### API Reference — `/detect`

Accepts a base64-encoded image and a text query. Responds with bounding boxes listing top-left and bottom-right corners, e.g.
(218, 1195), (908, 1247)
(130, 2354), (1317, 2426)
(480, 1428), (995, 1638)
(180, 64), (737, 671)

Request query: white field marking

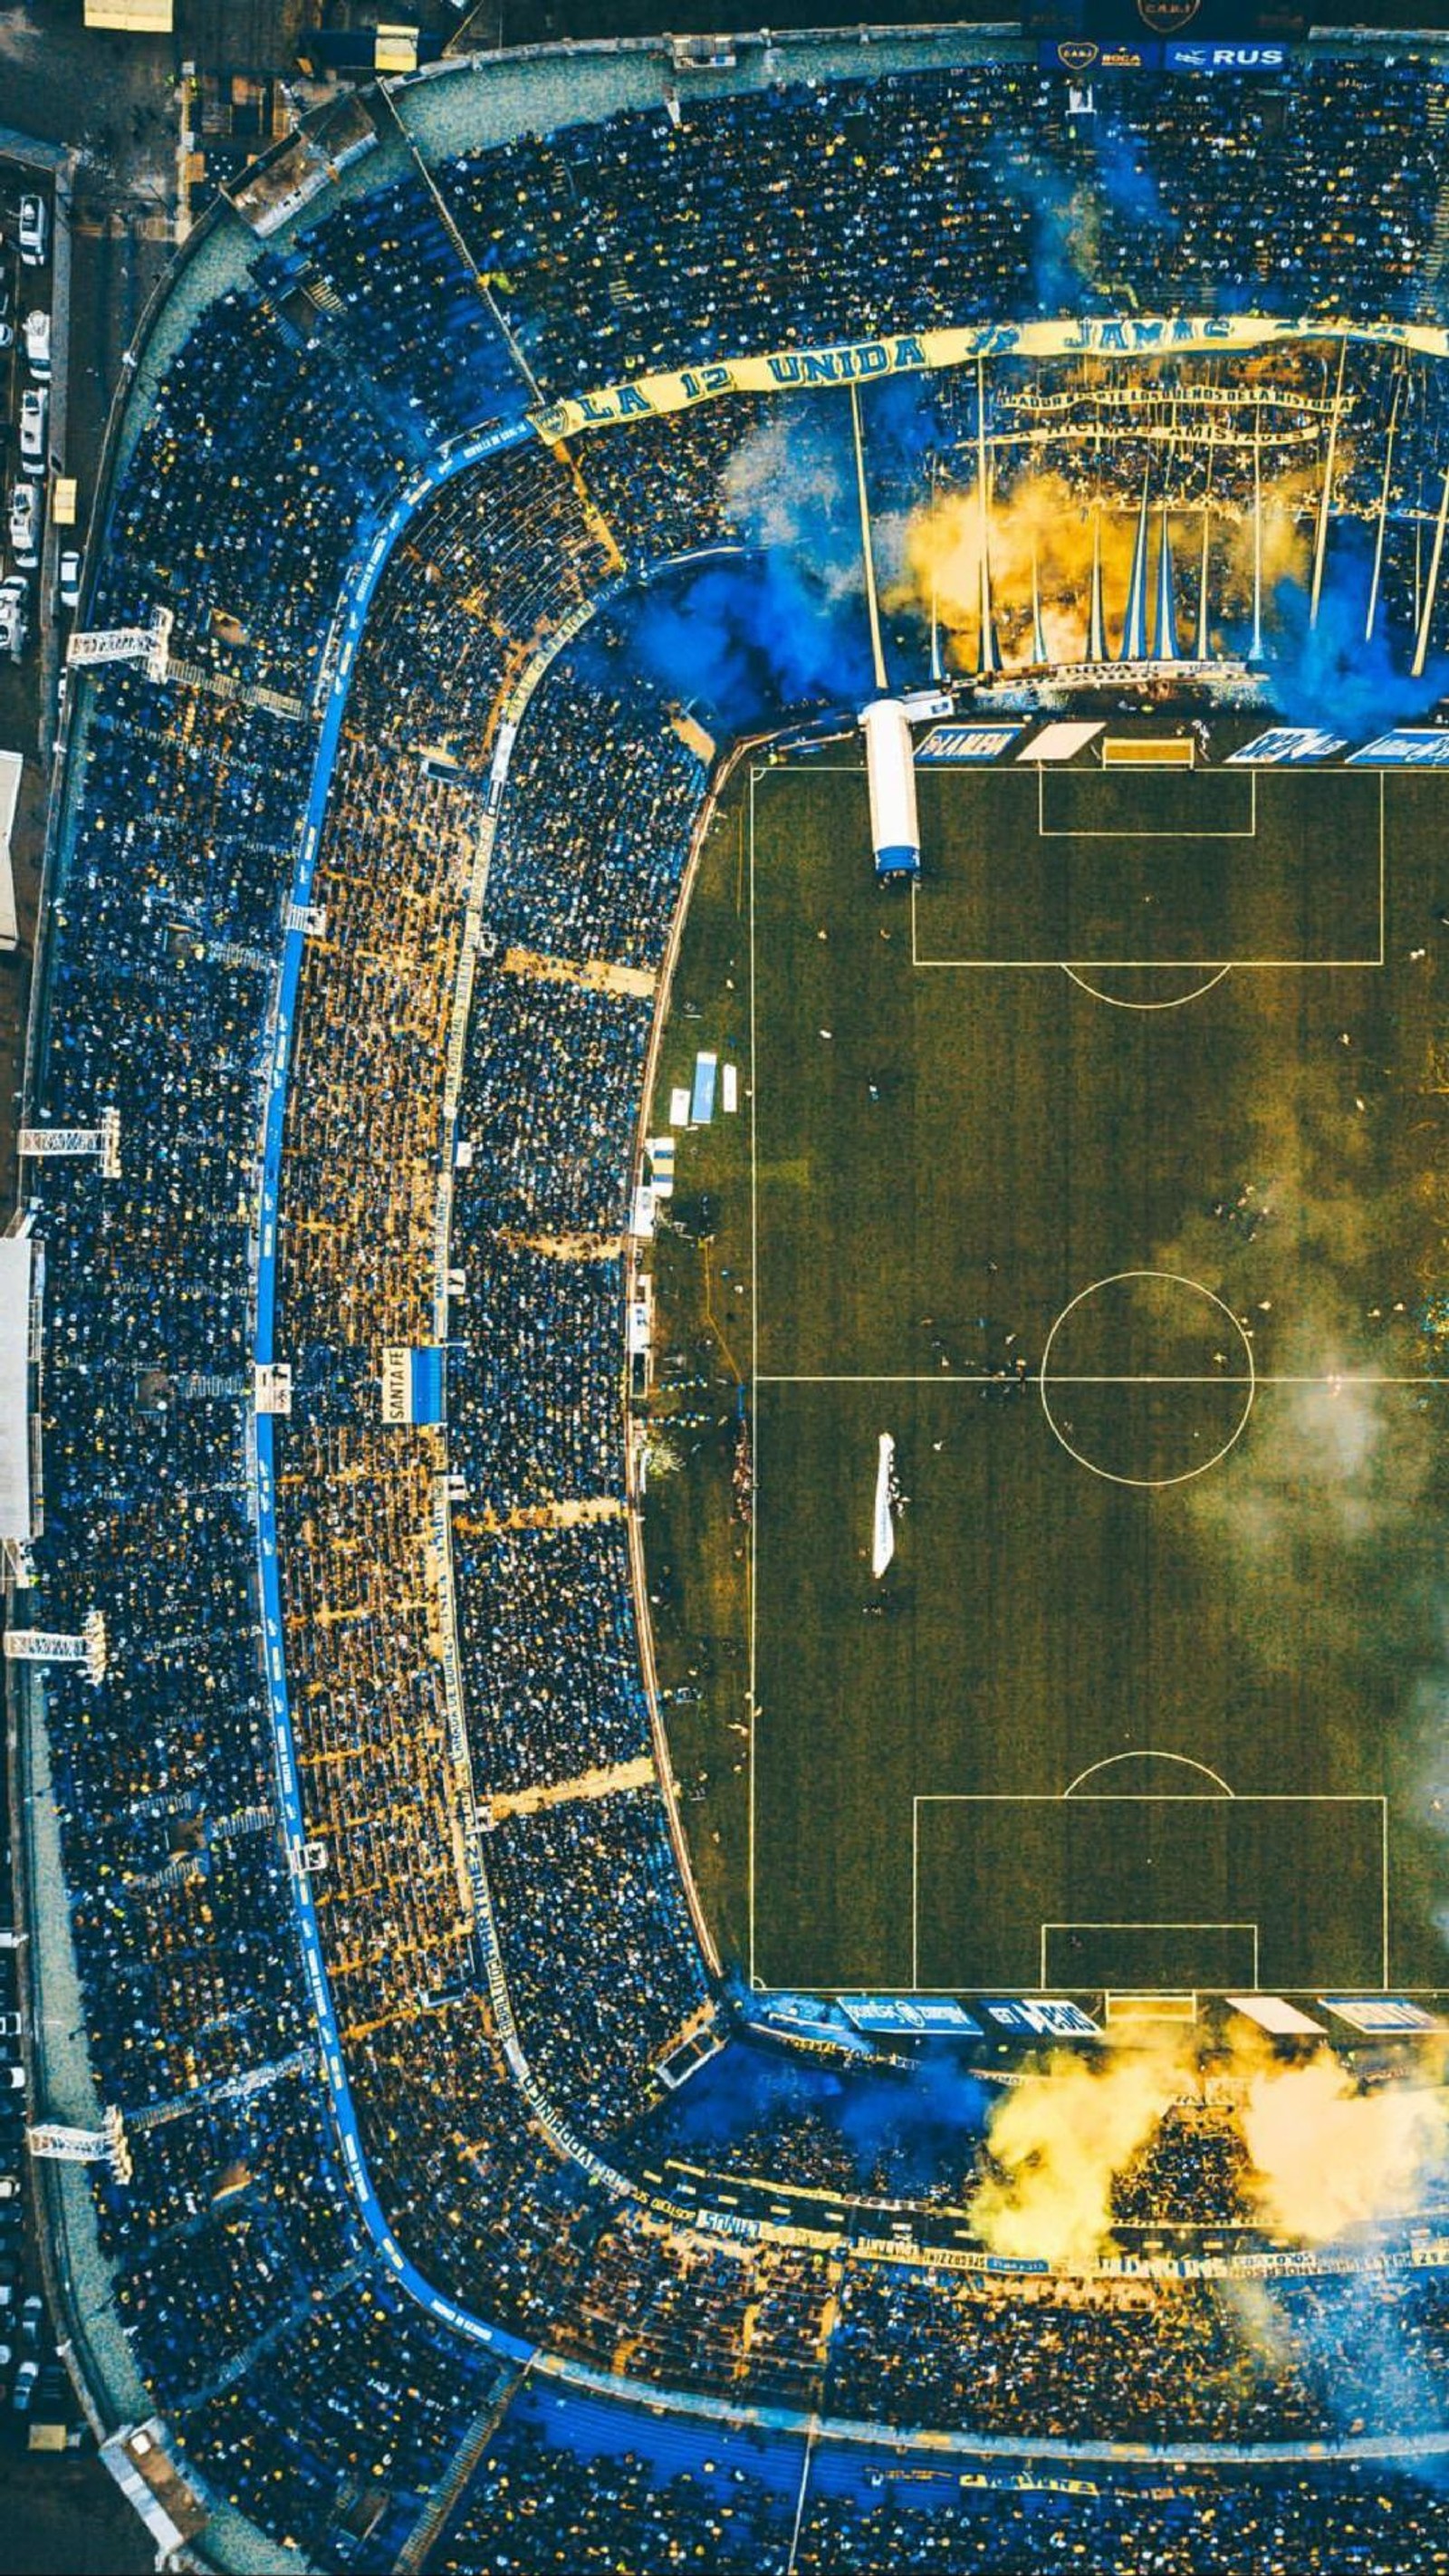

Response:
(1060, 963), (1234, 1011)
(1040, 1922), (1260, 1991)
(1038, 1268), (1255, 1489)
(753, 1372), (1449, 1386)
(1062, 1750), (1235, 1797)
(1037, 762), (1258, 839)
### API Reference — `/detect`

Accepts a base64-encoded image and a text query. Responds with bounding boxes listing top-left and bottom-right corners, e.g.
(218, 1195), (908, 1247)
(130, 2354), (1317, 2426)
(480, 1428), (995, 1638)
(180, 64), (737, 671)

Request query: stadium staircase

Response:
(1422, 86), (1449, 310)
(164, 658), (311, 724)
(390, 2368), (526, 2573)
(172, 2257), (369, 2412)
(254, 253), (437, 471)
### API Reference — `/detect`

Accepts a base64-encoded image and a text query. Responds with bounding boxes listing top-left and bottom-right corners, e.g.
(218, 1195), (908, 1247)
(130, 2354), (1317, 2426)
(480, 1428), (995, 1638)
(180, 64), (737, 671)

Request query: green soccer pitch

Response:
(643, 747), (1449, 2000)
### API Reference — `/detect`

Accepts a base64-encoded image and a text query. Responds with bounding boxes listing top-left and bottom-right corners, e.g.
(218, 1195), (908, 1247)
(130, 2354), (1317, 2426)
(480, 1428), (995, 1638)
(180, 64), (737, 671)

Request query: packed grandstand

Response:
(17, 23), (1449, 2574)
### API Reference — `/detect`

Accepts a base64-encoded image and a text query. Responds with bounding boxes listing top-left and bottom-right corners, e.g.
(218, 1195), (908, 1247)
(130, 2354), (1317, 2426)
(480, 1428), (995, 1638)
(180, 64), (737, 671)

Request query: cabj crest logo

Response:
(1057, 38), (1100, 68)
(1138, 0), (1201, 28)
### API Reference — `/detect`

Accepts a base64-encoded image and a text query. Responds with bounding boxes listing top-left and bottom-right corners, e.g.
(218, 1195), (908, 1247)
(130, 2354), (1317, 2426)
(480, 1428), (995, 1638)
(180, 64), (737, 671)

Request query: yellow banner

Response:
(530, 313), (1449, 442)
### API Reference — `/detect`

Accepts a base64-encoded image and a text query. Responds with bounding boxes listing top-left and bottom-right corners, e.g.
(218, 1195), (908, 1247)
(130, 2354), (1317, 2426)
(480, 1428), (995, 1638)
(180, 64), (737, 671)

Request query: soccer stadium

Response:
(19, 7), (1449, 2571)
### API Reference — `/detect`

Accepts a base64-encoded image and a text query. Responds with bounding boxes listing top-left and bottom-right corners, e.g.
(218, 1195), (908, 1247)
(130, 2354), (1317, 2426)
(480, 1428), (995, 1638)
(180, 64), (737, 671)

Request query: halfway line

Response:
(753, 1372), (1449, 1388)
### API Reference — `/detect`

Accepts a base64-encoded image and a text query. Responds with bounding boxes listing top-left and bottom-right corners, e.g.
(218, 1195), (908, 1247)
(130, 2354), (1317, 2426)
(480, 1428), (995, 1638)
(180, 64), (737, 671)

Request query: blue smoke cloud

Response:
(625, 551), (875, 735)
(861, 370), (949, 476)
(1030, 164), (1089, 315)
(644, 2033), (989, 2193)
(1256, 524), (1449, 737)
(1093, 128), (1176, 240)
(723, 400), (863, 605)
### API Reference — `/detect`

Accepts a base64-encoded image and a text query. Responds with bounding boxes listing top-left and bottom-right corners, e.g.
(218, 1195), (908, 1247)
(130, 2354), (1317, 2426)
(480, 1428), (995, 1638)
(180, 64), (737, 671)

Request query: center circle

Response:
(1038, 1270), (1255, 1488)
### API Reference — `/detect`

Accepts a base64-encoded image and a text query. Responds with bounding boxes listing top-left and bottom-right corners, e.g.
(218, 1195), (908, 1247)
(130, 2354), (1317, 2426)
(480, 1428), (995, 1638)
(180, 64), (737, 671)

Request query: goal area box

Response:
(913, 1795), (1386, 1994)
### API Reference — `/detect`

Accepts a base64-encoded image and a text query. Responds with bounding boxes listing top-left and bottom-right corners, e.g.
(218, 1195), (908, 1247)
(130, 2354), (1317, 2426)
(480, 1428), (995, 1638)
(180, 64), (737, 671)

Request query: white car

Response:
(17, 194), (46, 268)
(0, 321), (11, 354)
(18, 386), (47, 470)
(24, 311), (50, 380)
(58, 549), (81, 610)
(0, 611), (17, 666)
(1, 2066), (20, 2094)
(8, 485), (39, 569)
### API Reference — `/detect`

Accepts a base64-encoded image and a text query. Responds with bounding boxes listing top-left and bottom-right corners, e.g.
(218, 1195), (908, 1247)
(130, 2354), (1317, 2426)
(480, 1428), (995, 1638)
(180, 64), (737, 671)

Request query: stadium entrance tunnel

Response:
(1038, 1270), (1255, 1487)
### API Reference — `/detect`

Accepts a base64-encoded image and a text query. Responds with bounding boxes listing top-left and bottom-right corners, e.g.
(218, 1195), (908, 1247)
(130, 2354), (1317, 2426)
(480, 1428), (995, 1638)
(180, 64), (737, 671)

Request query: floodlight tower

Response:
(1367, 366), (1404, 644)
(1195, 428), (1215, 666)
(1249, 397), (1265, 664)
(1310, 340), (1348, 630)
(1086, 509), (1108, 663)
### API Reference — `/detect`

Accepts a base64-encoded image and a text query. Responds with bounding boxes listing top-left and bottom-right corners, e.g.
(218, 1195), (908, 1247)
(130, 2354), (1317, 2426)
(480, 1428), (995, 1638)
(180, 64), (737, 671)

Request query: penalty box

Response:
(912, 764), (1385, 968)
(912, 1794), (1387, 1994)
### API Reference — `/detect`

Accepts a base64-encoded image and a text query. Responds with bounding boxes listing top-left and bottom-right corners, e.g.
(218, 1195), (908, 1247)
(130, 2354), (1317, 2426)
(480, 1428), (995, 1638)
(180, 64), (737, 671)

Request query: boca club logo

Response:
(1137, 0), (1202, 28)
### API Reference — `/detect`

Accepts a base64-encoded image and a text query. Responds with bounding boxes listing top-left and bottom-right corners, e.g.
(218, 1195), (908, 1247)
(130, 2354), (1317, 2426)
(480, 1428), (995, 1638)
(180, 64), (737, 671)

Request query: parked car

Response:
(23, 311), (50, 380)
(0, 2014), (19, 2039)
(0, 321), (12, 353)
(1, 2064), (23, 2094)
(0, 2343), (13, 2374)
(20, 2295), (43, 2351)
(12, 2357), (38, 2414)
(58, 548), (81, 610)
(17, 194), (46, 267)
(8, 485), (39, 569)
(18, 387), (47, 470)
(34, 2363), (67, 2417)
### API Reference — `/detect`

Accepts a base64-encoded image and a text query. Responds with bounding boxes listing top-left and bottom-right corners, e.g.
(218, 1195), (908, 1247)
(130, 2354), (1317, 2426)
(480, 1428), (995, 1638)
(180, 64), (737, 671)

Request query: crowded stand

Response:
(454, 1522), (651, 1793)
(98, 293), (401, 703)
(274, 1421), (476, 2021)
(447, 1242), (626, 1513)
(284, 183), (526, 452)
(484, 1792), (707, 2141)
(433, 2389), (1449, 2574)
(20, 33), (1449, 2573)
(482, 642), (707, 970)
(429, 61), (1449, 399)
(178, 2272), (504, 2571)
(451, 970), (651, 1238)
(279, 735), (478, 1355)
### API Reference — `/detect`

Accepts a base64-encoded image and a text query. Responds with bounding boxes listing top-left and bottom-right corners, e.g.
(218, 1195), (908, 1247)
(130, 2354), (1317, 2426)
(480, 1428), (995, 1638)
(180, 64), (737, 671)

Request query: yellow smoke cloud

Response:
(969, 2030), (1194, 2269)
(1240, 2051), (1449, 2243)
(891, 459), (1329, 667)
(889, 472), (1135, 668)
(968, 2025), (1449, 2270)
